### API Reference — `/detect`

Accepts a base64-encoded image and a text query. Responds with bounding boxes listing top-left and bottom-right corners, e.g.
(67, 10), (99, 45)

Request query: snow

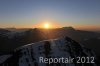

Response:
(0, 55), (12, 64)
(0, 37), (98, 66)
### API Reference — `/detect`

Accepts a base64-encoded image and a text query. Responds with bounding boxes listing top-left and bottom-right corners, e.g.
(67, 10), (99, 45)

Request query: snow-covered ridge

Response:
(0, 37), (98, 66)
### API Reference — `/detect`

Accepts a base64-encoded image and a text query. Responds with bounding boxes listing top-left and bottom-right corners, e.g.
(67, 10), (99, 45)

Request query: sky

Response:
(0, 0), (100, 30)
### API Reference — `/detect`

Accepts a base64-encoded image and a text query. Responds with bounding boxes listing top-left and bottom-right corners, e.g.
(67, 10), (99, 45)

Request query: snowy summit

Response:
(0, 37), (98, 66)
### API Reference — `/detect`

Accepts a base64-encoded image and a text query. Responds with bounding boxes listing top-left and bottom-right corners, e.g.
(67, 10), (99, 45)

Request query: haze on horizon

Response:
(0, 0), (100, 31)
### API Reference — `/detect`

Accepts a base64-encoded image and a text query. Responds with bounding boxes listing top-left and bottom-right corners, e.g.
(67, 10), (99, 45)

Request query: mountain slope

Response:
(0, 37), (98, 66)
(0, 28), (100, 56)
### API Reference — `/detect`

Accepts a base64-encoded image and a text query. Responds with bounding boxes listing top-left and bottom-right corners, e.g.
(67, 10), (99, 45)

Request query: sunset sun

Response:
(44, 23), (49, 29)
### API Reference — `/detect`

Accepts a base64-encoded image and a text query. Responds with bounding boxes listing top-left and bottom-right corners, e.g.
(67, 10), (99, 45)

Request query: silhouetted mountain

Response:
(0, 28), (10, 34)
(0, 27), (100, 57)
(0, 37), (99, 66)
(62, 26), (75, 31)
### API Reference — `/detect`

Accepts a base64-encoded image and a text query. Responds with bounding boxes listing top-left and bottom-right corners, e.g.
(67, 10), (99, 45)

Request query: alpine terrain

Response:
(0, 37), (98, 66)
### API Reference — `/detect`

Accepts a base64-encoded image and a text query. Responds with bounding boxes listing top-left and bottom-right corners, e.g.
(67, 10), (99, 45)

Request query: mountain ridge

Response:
(0, 28), (100, 56)
(0, 37), (99, 66)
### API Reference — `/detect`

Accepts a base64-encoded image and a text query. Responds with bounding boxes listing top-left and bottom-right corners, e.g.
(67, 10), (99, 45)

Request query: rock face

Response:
(0, 37), (98, 66)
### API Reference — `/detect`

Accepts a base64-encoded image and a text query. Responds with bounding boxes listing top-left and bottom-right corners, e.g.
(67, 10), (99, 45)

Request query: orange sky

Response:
(0, 21), (100, 31)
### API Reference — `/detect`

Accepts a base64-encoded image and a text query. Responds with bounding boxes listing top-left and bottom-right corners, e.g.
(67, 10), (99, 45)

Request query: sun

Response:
(44, 23), (49, 29)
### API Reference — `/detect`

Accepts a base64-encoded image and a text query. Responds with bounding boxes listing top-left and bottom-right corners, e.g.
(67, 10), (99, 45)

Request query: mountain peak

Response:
(0, 37), (98, 66)
(62, 26), (75, 31)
